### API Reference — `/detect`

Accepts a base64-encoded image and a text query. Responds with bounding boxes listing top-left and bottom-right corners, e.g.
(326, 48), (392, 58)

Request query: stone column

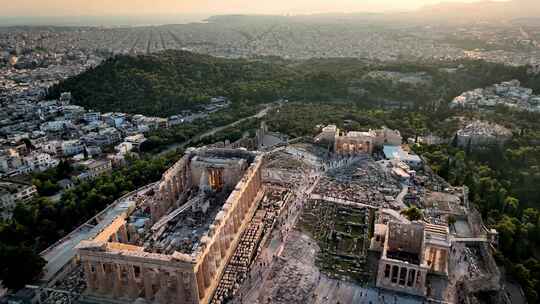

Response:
(118, 224), (128, 243)
(219, 229), (227, 258)
(203, 256), (214, 288)
(224, 221), (232, 249)
(244, 191), (251, 214)
(172, 177), (179, 201)
(236, 203), (244, 228)
(112, 263), (123, 298)
(83, 262), (96, 293)
(212, 242), (222, 270)
(241, 190), (248, 213)
(167, 181), (174, 205)
(127, 265), (139, 299)
(97, 263), (108, 294)
(156, 271), (169, 304)
(188, 271), (201, 303)
(143, 267), (154, 301)
(238, 195), (246, 219)
(176, 272), (186, 303)
(416, 270), (425, 288)
(233, 209), (240, 234)
(177, 172), (183, 195)
(244, 188), (252, 212)
(196, 266), (206, 300)
(408, 268), (416, 287)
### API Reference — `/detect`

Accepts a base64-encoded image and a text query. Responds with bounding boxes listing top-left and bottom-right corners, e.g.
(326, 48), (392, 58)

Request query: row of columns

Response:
(194, 166), (262, 301)
(378, 262), (426, 295)
(165, 166), (185, 208)
(335, 139), (372, 155)
(151, 163), (187, 223)
(109, 223), (129, 243)
(83, 260), (197, 304)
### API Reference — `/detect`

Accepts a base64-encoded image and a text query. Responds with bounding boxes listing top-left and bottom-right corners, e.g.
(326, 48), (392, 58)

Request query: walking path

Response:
(158, 103), (277, 156)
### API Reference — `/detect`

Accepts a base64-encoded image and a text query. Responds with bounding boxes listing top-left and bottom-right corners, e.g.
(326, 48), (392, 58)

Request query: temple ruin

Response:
(76, 148), (264, 304)
(315, 125), (402, 156)
(371, 220), (450, 297)
(29, 126), (503, 304)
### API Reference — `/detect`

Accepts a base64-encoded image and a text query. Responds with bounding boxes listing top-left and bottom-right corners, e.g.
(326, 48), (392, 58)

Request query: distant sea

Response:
(0, 14), (210, 27)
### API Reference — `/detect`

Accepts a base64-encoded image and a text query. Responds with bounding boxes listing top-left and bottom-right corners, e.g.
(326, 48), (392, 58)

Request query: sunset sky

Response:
(1, 0), (512, 16)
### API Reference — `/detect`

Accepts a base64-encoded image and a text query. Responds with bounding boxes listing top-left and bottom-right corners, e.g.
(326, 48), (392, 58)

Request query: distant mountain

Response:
(410, 0), (540, 22)
(204, 2), (539, 26)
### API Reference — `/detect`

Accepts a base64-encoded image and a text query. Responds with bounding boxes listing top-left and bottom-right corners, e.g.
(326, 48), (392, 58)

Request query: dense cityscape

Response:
(1, 1), (540, 304)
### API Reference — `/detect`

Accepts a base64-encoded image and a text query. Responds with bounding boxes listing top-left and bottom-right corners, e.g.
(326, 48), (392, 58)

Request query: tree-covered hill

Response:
(47, 50), (538, 117)
(47, 50), (299, 116)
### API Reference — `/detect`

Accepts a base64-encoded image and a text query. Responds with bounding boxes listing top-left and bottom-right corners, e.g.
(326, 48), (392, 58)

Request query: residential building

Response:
(22, 152), (59, 172)
(456, 121), (512, 148)
(62, 140), (84, 156)
(83, 112), (101, 123)
(0, 181), (37, 219)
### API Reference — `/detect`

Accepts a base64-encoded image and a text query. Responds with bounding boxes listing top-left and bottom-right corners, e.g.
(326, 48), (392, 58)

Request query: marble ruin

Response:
(315, 125), (402, 155)
(371, 220), (450, 297)
(30, 123), (503, 304)
(76, 148), (264, 304)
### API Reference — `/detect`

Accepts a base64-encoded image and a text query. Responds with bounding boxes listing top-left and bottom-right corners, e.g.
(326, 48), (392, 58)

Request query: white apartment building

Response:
(23, 152), (60, 172)
(62, 140), (84, 156)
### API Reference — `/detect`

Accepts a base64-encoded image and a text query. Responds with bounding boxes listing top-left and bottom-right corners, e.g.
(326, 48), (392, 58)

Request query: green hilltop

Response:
(48, 50), (538, 117)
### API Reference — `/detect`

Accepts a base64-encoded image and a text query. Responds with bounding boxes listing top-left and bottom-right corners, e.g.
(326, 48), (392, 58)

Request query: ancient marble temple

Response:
(76, 148), (264, 304)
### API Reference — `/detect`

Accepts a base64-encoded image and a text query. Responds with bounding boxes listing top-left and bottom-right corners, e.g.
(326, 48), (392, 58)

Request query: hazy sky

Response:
(1, 0), (511, 16)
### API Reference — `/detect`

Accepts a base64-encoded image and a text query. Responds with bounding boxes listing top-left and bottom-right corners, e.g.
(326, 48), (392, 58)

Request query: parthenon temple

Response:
(76, 148), (264, 304)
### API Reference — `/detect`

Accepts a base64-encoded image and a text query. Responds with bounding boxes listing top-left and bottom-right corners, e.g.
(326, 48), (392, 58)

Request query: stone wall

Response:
(150, 156), (191, 224)
(386, 222), (424, 254)
(463, 243), (501, 293)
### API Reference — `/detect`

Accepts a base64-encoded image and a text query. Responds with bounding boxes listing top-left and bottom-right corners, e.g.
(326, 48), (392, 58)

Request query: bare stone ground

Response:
(241, 231), (319, 304)
(237, 230), (423, 304)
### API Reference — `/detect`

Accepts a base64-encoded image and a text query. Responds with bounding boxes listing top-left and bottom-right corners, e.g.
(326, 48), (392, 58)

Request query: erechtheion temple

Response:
(371, 219), (450, 297)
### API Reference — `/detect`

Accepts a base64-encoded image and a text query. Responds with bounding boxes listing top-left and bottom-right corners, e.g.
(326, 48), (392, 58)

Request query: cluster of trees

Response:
(47, 50), (298, 117)
(401, 206), (423, 221)
(413, 108), (540, 302)
(47, 50), (534, 118)
(30, 160), (73, 196)
(0, 153), (178, 290)
(265, 101), (459, 140)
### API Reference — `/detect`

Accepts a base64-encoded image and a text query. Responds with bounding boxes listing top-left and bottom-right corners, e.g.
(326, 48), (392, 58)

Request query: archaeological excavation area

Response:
(33, 125), (503, 304)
